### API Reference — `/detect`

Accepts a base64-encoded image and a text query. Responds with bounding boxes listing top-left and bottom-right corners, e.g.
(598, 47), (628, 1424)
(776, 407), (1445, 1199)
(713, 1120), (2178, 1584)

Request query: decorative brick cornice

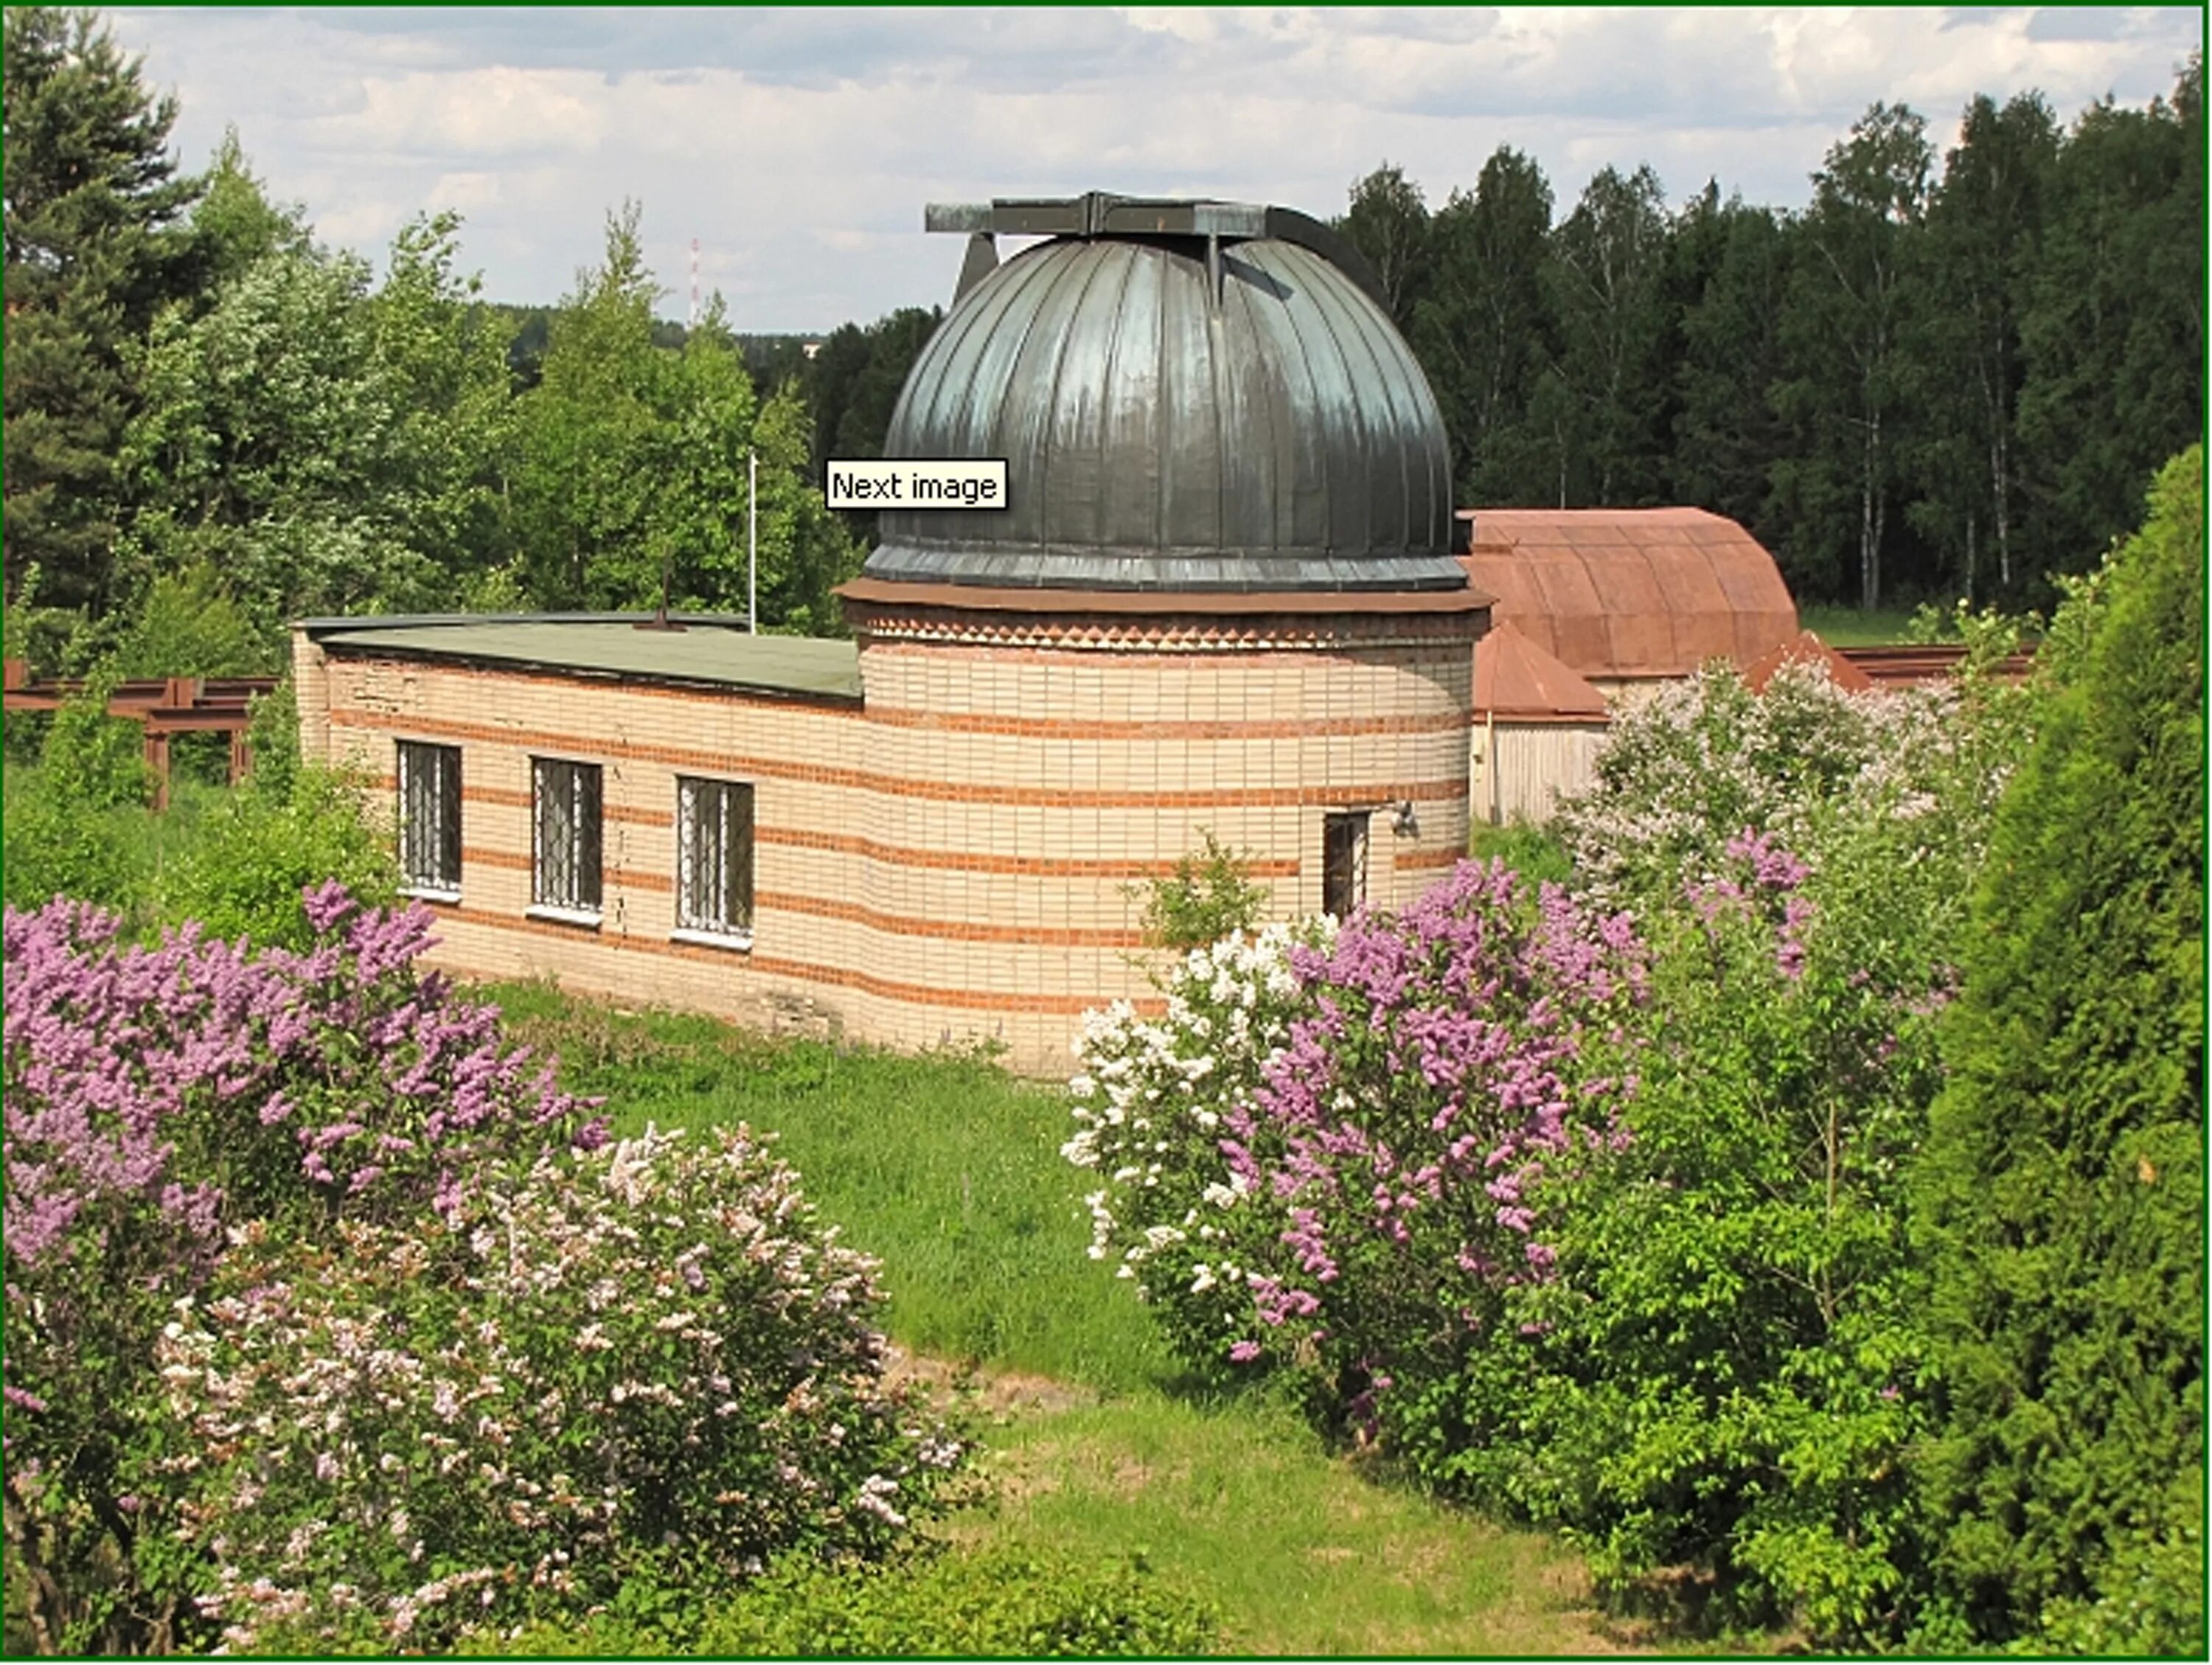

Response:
(844, 601), (1487, 655)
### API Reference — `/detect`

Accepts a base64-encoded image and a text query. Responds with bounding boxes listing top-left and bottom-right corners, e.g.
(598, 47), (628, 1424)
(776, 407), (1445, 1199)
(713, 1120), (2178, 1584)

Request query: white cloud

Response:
(108, 6), (2202, 327)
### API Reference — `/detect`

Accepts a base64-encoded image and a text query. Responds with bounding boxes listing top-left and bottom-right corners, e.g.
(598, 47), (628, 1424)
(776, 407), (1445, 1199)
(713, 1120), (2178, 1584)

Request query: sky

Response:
(109, 6), (2204, 333)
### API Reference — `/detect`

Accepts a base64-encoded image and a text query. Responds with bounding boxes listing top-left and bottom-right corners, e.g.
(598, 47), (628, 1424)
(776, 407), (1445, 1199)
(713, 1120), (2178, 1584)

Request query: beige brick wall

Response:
(302, 611), (1478, 1074)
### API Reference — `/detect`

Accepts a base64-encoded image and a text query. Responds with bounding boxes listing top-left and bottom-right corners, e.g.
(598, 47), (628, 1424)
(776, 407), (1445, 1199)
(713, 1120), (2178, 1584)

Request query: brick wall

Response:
(303, 608), (1478, 1074)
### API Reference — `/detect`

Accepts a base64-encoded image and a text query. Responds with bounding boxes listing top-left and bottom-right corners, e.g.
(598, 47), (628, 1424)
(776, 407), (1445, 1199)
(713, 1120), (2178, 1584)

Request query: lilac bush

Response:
(3, 884), (600, 1652)
(1065, 921), (1332, 1371)
(1552, 658), (2008, 916)
(1220, 863), (1642, 1438)
(1070, 864), (1645, 1437)
(1478, 821), (1962, 1641)
(136, 1125), (966, 1654)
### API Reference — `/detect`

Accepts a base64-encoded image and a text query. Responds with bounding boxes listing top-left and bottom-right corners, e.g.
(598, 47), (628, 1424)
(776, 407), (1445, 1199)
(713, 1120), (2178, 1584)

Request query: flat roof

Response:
(299, 614), (862, 703)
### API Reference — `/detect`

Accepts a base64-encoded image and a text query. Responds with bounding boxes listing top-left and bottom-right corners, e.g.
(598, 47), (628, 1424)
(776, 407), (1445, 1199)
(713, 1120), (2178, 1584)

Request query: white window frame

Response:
(396, 740), (462, 900)
(672, 775), (755, 950)
(529, 757), (603, 925)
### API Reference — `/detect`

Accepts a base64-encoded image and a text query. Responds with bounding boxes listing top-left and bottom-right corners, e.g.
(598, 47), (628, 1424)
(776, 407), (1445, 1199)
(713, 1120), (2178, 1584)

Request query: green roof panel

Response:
(303, 616), (862, 702)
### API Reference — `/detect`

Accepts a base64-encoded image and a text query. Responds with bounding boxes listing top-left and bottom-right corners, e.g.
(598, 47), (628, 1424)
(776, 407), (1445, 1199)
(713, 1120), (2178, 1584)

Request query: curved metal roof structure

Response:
(860, 195), (1466, 594)
(1458, 508), (1799, 679)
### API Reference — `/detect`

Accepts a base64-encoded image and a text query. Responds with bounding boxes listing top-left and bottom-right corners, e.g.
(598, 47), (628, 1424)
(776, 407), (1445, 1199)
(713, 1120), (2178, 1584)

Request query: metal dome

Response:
(860, 196), (1465, 594)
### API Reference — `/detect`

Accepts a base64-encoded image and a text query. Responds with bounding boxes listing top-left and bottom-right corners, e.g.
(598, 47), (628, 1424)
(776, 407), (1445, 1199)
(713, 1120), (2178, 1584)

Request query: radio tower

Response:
(688, 237), (700, 331)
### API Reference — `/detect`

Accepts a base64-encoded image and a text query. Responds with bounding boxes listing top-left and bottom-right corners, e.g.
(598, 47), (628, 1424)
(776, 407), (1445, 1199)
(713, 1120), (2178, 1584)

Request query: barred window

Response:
(532, 758), (602, 916)
(396, 740), (461, 895)
(1322, 810), (1369, 920)
(676, 776), (754, 942)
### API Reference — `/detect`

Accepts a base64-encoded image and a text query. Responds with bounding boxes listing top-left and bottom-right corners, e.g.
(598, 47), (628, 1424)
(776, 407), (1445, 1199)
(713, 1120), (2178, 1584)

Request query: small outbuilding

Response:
(1468, 619), (1611, 827)
(1458, 507), (1798, 701)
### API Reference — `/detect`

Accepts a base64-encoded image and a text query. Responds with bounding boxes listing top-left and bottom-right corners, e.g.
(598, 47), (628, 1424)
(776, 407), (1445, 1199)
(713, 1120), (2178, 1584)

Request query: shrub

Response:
(1133, 830), (1270, 950)
(1552, 658), (2007, 917)
(156, 760), (399, 950)
(35, 670), (152, 813)
(1912, 447), (2204, 1652)
(136, 1125), (967, 1653)
(0, 778), (142, 917)
(693, 1544), (1218, 1657)
(1073, 863), (1646, 1441)
(1484, 826), (1955, 1641)
(2, 886), (600, 1653)
(1466, 819), (1573, 886)
(1065, 921), (1332, 1376)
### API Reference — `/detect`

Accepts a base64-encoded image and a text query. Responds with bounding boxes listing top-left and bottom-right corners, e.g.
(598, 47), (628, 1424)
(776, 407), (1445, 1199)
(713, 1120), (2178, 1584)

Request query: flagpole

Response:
(748, 448), (757, 635)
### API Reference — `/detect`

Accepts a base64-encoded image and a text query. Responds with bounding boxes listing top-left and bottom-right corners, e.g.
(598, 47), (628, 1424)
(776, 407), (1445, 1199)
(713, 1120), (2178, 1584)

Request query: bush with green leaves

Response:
(1910, 446), (2203, 1654)
(695, 1545), (1217, 1656)
(136, 1125), (967, 1653)
(1552, 657), (2019, 918)
(155, 759), (398, 951)
(1472, 824), (1958, 1642)
(1065, 920), (1332, 1376)
(1132, 829), (1271, 951)
(1, 674), (155, 917)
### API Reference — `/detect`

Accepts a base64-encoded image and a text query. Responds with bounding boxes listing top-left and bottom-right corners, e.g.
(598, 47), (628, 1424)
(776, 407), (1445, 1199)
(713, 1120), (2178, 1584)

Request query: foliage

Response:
(1551, 658), (2014, 917)
(1537, 164), (1673, 507)
(500, 987), (1174, 1392)
(1, 672), (150, 914)
(1410, 150), (1554, 505)
(1336, 161), (1431, 326)
(1, 886), (602, 1651)
(136, 1124), (966, 1653)
(1066, 922), (1332, 1375)
(1478, 826), (1958, 1641)
(78, 562), (267, 679)
(1072, 866), (1648, 1437)
(0, 771), (141, 917)
(1466, 819), (1573, 886)
(686, 1544), (1216, 1657)
(1912, 446), (2204, 1652)
(119, 209), (510, 633)
(509, 206), (858, 628)
(31, 669), (149, 812)
(154, 762), (399, 951)
(2, 5), (204, 613)
(1133, 829), (1270, 951)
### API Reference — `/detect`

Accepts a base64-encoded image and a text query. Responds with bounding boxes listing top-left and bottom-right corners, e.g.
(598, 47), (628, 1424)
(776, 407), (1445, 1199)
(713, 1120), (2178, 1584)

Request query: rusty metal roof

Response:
(1458, 508), (1798, 679)
(1472, 619), (1611, 722)
(1744, 630), (1876, 693)
(862, 199), (1465, 596)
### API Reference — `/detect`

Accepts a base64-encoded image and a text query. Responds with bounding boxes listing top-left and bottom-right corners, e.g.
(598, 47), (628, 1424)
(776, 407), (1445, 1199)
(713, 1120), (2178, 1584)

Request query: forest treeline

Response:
(1335, 72), (2202, 614)
(2, 6), (2201, 681)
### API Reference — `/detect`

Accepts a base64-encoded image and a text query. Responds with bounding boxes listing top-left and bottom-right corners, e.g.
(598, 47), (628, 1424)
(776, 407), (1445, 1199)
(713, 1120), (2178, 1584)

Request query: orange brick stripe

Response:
(1397, 845), (1473, 872)
(458, 847), (670, 894)
(759, 890), (1143, 950)
(334, 705), (1463, 810)
(422, 903), (1164, 1017)
(441, 860), (1139, 948)
(758, 826), (1301, 880)
(372, 775), (675, 829)
(855, 705), (1469, 741)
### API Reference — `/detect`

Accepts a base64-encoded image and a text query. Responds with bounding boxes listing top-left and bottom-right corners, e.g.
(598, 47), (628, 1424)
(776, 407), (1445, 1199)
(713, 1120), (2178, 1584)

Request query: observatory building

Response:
(294, 194), (1492, 1070)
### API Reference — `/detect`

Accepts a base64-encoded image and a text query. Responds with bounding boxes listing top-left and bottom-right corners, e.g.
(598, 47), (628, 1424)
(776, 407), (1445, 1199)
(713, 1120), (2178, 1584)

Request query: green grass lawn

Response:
(1797, 603), (1921, 646)
(487, 982), (1647, 1655)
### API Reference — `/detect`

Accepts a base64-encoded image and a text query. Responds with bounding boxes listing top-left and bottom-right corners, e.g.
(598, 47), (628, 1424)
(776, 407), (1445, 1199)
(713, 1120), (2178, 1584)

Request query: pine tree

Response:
(4, 7), (203, 614)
